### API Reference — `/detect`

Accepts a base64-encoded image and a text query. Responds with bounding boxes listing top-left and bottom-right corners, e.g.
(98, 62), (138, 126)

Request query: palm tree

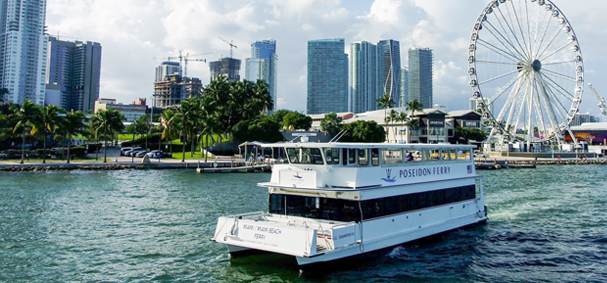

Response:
(9, 100), (40, 164)
(406, 99), (423, 117)
(388, 109), (398, 143)
(396, 111), (408, 142)
(91, 109), (124, 163)
(252, 79), (274, 115)
(320, 112), (343, 139)
(376, 93), (394, 141)
(63, 110), (86, 163)
(36, 104), (63, 163)
(175, 98), (201, 162)
(160, 109), (178, 156)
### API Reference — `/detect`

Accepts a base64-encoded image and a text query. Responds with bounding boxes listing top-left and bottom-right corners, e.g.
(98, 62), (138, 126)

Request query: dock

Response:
(195, 164), (271, 173)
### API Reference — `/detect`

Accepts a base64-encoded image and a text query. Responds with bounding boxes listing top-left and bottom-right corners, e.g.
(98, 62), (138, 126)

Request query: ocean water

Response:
(0, 166), (606, 282)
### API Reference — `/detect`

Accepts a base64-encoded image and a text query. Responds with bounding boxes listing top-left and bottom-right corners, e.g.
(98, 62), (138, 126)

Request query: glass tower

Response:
(401, 67), (409, 107)
(0, 0), (48, 105)
(408, 47), (433, 109)
(307, 38), (348, 114)
(246, 39), (277, 112)
(378, 39), (401, 108)
(348, 41), (380, 114)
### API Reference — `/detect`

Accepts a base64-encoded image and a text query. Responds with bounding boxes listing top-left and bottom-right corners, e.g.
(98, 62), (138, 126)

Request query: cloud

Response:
(44, 0), (607, 117)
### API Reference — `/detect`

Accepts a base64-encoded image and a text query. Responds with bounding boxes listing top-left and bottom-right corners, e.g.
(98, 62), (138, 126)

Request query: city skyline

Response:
(44, 0), (607, 117)
(0, 0), (48, 106)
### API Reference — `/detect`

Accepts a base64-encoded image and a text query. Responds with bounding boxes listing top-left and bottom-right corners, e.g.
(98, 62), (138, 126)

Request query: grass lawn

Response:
(170, 152), (210, 160)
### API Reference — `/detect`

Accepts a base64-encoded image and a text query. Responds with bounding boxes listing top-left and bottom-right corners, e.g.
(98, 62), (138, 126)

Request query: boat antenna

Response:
(329, 129), (348, 143)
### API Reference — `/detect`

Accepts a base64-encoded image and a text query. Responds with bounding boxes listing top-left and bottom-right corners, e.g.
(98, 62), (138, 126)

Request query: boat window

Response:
(358, 149), (368, 166)
(324, 148), (340, 165)
(404, 150), (418, 162)
(342, 148), (347, 166)
(348, 149), (356, 165)
(371, 149), (379, 166)
(424, 149), (441, 161)
(286, 148), (324, 165)
(268, 185), (476, 222)
(443, 149), (457, 160)
(382, 149), (403, 165)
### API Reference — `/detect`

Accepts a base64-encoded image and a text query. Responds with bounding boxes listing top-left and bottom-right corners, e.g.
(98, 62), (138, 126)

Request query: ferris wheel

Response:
(468, 0), (583, 148)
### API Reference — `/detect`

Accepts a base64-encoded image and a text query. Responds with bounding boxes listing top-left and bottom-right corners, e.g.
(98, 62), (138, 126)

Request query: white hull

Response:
(213, 197), (486, 266)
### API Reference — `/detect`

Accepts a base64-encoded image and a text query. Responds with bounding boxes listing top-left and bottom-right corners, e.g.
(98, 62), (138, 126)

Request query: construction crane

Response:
(218, 37), (237, 58)
(588, 83), (607, 117)
(166, 51), (211, 98)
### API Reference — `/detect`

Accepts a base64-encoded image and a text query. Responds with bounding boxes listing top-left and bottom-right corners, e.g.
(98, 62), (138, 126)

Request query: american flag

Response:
(161, 116), (167, 128)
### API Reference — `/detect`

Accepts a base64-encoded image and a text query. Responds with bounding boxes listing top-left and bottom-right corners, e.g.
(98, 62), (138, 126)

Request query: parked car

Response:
(146, 150), (172, 158)
(135, 150), (149, 158)
(120, 147), (133, 156)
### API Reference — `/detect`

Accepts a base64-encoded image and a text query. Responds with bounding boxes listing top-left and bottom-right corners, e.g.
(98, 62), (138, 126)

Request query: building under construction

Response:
(153, 74), (202, 108)
(210, 58), (241, 81)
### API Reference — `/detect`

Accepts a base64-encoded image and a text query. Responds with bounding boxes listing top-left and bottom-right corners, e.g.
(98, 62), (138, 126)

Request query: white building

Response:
(94, 98), (147, 122)
(0, 0), (48, 105)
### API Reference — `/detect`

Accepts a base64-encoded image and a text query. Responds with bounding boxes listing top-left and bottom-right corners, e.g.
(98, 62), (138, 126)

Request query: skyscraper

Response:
(377, 40), (401, 107)
(46, 37), (102, 112)
(245, 39), (277, 111)
(210, 58), (241, 81)
(155, 61), (180, 82)
(401, 67), (409, 107)
(409, 47), (433, 109)
(348, 41), (379, 114)
(307, 38), (348, 115)
(0, 0), (48, 105)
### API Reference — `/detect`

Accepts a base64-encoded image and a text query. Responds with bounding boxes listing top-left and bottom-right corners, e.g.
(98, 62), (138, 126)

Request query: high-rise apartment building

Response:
(401, 68), (409, 107)
(378, 40), (401, 107)
(0, 0), (48, 106)
(155, 61), (180, 82)
(46, 37), (102, 112)
(45, 37), (101, 112)
(245, 39), (277, 111)
(307, 38), (348, 114)
(409, 47), (433, 109)
(210, 58), (241, 81)
(348, 41), (380, 114)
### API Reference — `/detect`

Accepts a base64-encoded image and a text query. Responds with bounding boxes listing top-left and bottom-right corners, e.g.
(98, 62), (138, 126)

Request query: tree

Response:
(175, 98), (201, 162)
(340, 121), (386, 143)
(91, 109), (124, 163)
(35, 104), (63, 163)
(320, 112), (343, 139)
(232, 116), (283, 143)
(160, 109), (178, 156)
(376, 93), (394, 127)
(270, 109), (292, 126)
(387, 109), (398, 143)
(454, 126), (487, 143)
(406, 99), (423, 117)
(282, 111), (312, 130)
(62, 110), (86, 163)
(9, 100), (40, 164)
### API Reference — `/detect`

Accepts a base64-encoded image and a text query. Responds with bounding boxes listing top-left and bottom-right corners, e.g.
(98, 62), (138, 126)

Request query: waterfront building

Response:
(348, 41), (380, 114)
(210, 57), (241, 81)
(401, 68), (409, 107)
(153, 74), (202, 108)
(155, 61), (180, 82)
(307, 38), (348, 114)
(378, 40), (401, 107)
(408, 47), (433, 109)
(245, 39), (277, 112)
(0, 0), (48, 106)
(46, 36), (102, 112)
(94, 98), (147, 122)
(570, 112), (600, 127)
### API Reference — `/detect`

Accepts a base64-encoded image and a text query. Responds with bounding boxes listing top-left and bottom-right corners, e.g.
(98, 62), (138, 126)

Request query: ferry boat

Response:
(211, 142), (488, 267)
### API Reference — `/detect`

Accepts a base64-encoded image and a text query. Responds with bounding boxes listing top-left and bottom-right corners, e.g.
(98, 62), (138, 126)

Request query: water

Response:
(0, 166), (606, 282)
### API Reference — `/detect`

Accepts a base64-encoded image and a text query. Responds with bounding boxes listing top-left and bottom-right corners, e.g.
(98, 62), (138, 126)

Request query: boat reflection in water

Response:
(212, 142), (488, 267)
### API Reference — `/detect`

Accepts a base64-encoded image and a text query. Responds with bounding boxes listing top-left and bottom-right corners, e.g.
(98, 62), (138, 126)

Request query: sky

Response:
(46, 0), (607, 118)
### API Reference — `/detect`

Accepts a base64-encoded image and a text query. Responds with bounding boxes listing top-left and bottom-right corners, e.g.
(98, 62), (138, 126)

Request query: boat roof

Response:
(259, 142), (476, 150)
